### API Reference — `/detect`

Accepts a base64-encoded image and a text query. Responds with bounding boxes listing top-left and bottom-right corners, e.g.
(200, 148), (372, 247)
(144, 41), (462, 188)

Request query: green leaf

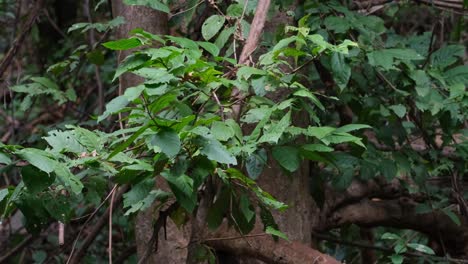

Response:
(211, 121), (234, 142)
(430, 45), (465, 69)
(258, 111), (291, 144)
(150, 128), (181, 158)
(331, 52), (351, 91)
(207, 187), (230, 230)
(202, 15), (226, 41)
(43, 130), (86, 154)
(198, 41), (220, 57)
(335, 124), (371, 133)
(98, 95), (130, 122)
(67, 126), (102, 152)
(380, 159), (397, 180)
(0, 152), (11, 165)
(163, 172), (197, 212)
(0, 189), (8, 203)
(306, 126), (336, 140)
(21, 165), (55, 194)
(133, 68), (176, 83)
(108, 124), (150, 159)
(293, 89), (325, 110)
(197, 138), (237, 165)
(237, 66), (266, 80)
(407, 243), (435, 255)
(239, 194), (255, 222)
(389, 104), (406, 118)
(272, 146), (301, 172)
(382, 232), (400, 240)
(390, 254), (404, 264)
(122, 0), (169, 13)
(265, 226), (289, 241)
(102, 38), (142, 50)
(324, 16), (351, 34)
(215, 27), (235, 49)
(444, 65), (468, 86)
(42, 193), (73, 222)
(442, 208), (461, 226)
(17, 148), (56, 173)
(301, 144), (334, 152)
(54, 163), (83, 194)
(123, 85), (145, 101)
(246, 148), (267, 180)
(113, 54), (149, 81)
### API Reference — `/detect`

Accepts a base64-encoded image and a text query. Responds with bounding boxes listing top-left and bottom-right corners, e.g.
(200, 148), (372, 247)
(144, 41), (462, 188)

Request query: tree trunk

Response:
(111, 1), (327, 263)
(110, 1), (186, 263)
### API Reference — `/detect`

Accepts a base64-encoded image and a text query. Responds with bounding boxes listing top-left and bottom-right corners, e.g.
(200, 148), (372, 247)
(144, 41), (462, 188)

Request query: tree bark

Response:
(110, 1), (185, 263)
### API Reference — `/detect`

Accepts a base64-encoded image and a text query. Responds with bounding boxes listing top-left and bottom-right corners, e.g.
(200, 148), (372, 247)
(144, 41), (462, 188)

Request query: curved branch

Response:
(0, 0), (44, 79)
(326, 198), (468, 257)
(205, 225), (340, 264)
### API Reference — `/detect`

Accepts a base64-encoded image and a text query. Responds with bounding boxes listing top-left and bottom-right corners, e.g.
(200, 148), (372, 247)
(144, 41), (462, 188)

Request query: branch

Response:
(231, 0), (271, 120)
(205, 224), (340, 264)
(238, 0), (271, 65)
(0, 0), (44, 79)
(68, 185), (128, 264)
(0, 235), (35, 263)
(326, 198), (468, 257)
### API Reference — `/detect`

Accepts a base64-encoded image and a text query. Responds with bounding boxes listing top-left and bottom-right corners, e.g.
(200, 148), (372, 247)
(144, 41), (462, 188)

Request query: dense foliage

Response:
(0, 0), (466, 263)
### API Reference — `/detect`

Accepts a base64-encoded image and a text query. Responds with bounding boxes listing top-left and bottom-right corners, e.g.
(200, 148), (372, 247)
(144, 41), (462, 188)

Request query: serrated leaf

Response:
(202, 15), (226, 41)
(43, 130), (86, 154)
(382, 232), (400, 240)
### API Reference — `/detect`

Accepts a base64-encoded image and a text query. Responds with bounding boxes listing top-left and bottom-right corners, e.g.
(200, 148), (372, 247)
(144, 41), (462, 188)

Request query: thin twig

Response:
(0, 235), (34, 263)
(109, 184), (117, 264)
(66, 184), (119, 264)
(0, 0), (44, 79)
(170, 0), (205, 18)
